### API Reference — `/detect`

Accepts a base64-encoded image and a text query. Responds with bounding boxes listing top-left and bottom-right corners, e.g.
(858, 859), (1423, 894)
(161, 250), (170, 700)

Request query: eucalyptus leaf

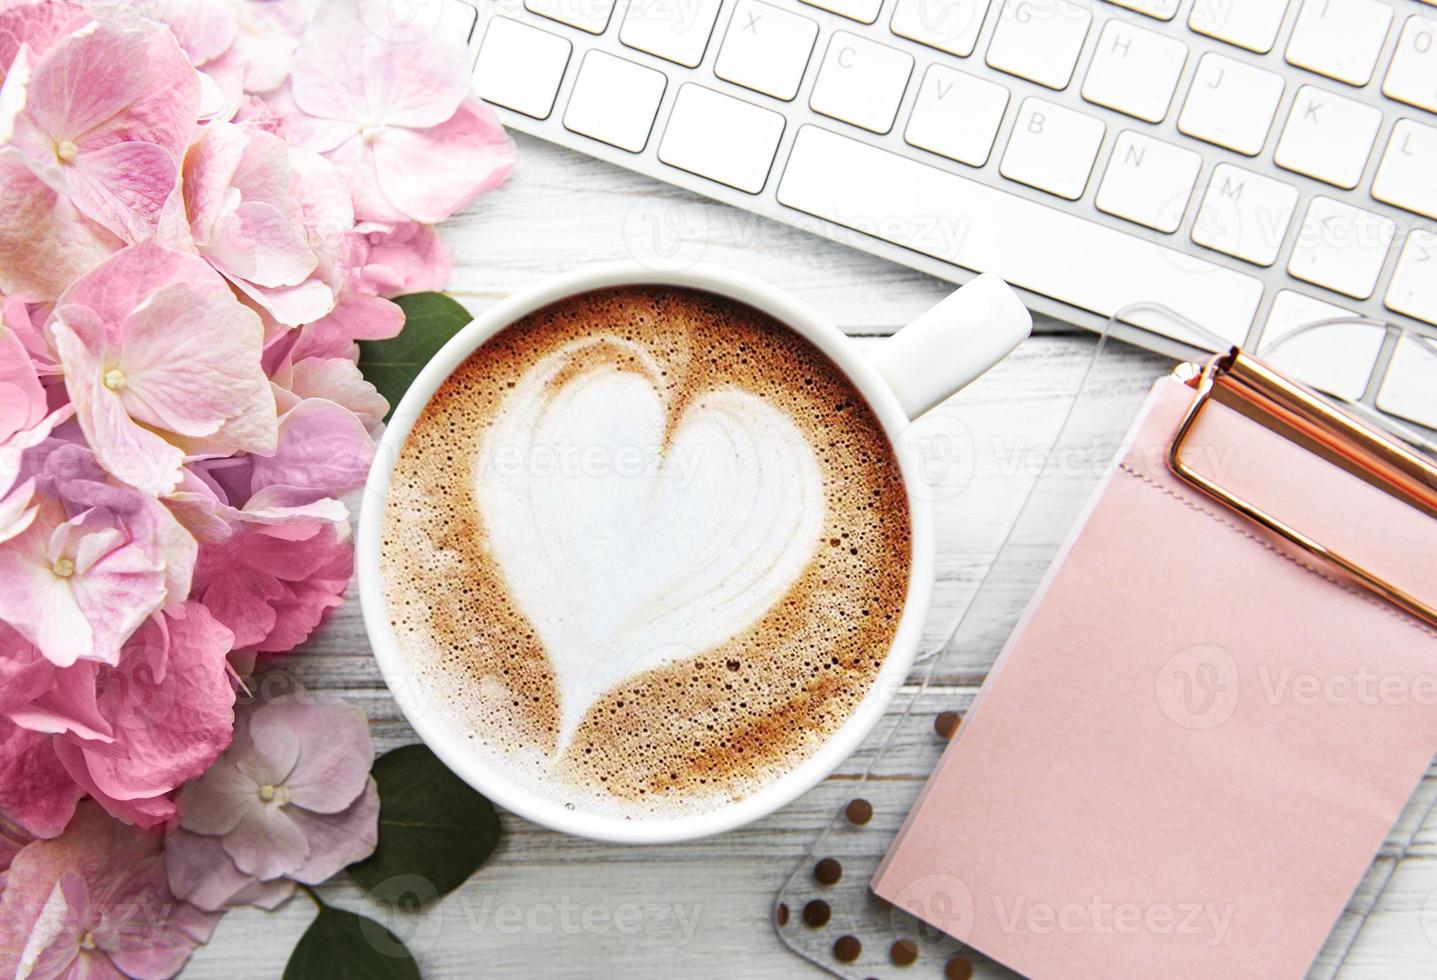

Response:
(283, 901), (420, 980)
(357, 292), (473, 421)
(348, 744), (501, 903)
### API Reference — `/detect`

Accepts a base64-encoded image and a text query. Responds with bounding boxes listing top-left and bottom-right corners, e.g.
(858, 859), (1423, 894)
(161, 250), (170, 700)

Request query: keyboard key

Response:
(809, 32), (914, 134)
(1188, 0), (1288, 54)
(658, 83), (786, 193)
(777, 126), (1262, 345)
(1273, 85), (1382, 189)
(1191, 163), (1298, 266)
(1384, 16), (1437, 114)
(526, 0), (616, 34)
(1258, 290), (1376, 400)
(473, 17), (572, 120)
(1286, 196), (1395, 299)
(714, 0), (817, 101)
(1000, 99), (1104, 200)
(1178, 53), (1284, 156)
(1385, 229), (1437, 326)
(620, 0), (723, 67)
(890, 0), (991, 57)
(1081, 21), (1187, 123)
(563, 51), (667, 152)
(985, 0), (1092, 91)
(802, 0), (882, 24)
(1095, 131), (1201, 233)
(1101, 0), (1177, 21)
(1372, 119), (1437, 219)
(1377, 333), (1437, 429)
(904, 65), (1009, 166)
(1285, 0), (1392, 86)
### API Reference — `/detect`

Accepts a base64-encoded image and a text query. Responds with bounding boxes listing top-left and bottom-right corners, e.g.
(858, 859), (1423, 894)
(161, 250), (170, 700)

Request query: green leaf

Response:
(283, 901), (421, 980)
(348, 744), (500, 903)
(357, 292), (473, 421)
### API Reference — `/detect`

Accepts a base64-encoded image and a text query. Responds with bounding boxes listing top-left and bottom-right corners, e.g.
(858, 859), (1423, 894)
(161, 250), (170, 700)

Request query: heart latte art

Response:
(381, 288), (911, 818)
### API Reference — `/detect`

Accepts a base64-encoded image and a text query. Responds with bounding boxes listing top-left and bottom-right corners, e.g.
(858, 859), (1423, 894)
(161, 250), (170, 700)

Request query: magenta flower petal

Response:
(52, 740), (177, 829)
(65, 603), (236, 806)
(0, 717), (82, 838)
(289, 776), (378, 884)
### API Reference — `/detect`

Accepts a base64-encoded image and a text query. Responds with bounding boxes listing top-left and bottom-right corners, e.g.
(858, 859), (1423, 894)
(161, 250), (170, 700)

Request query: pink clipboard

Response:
(872, 363), (1437, 980)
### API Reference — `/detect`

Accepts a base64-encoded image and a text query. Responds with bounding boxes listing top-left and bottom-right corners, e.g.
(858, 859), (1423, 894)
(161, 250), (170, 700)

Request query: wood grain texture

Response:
(183, 135), (1437, 979)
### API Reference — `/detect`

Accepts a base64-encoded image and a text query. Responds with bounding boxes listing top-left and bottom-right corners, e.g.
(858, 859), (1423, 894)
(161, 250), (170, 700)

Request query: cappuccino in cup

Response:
(379, 286), (911, 818)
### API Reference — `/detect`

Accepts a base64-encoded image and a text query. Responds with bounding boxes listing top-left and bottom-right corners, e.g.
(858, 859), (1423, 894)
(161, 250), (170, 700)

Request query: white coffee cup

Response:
(357, 262), (1030, 843)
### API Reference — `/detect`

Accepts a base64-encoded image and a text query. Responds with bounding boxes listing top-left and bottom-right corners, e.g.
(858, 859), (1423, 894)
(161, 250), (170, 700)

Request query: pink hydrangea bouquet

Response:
(0, 0), (513, 973)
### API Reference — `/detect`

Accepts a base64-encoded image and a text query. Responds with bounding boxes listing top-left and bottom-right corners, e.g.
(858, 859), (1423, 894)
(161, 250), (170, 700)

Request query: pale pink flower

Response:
(0, 801), (218, 980)
(227, 0), (307, 95)
(0, 323), (72, 543)
(183, 120), (348, 328)
(48, 242), (277, 495)
(0, 0), (87, 75)
(271, 354), (388, 429)
(49, 601), (237, 829)
(0, 20), (199, 298)
(174, 689), (377, 886)
(0, 441), (197, 667)
(349, 220), (450, 298)
(279, 1), (513, 224)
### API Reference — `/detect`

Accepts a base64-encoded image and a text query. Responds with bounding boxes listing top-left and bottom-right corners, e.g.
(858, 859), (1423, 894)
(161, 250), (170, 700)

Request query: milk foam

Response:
(379, 286), (911, 818)
(476, 335), (825, 749)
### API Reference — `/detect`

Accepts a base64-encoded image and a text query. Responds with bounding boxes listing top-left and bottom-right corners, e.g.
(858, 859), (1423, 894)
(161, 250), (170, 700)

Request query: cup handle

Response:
(869, 273), (1032, 421)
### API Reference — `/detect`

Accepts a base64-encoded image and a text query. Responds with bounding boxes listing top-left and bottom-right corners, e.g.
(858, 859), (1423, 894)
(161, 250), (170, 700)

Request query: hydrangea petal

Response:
(252, 698), (370, 814)
(357, 22), (467, 129)
(65, 141), (179, 243)
(370, 99), (515, 223)
(73, 603), (236, 804)
(165, 826), (295, 912)
(0, 718), (82, 838)
(289, 776), (378, 884)
(117, 283), (273, 442)
(0, 152), (121, 301)
(249, 397), (373, 500)
(220, 798), (308, 879)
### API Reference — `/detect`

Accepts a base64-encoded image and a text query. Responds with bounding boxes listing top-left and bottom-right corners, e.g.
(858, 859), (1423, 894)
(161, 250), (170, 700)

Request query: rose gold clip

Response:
(1168, 347), (1437, 630)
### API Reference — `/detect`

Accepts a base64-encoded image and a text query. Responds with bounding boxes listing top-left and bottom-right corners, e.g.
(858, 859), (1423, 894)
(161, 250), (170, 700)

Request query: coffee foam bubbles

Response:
(380, 287), (911, 818)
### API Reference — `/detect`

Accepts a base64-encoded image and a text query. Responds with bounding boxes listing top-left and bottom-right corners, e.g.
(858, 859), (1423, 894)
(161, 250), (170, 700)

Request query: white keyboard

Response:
(459, 0), (1437, 430)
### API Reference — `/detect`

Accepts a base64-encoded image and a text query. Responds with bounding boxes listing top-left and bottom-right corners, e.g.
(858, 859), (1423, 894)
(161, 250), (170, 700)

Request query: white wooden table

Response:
(186, 134), (1437, 979)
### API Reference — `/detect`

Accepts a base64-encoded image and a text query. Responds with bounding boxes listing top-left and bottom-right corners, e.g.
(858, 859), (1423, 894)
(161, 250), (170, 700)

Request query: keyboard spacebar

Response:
(776, 126), (1263, 346)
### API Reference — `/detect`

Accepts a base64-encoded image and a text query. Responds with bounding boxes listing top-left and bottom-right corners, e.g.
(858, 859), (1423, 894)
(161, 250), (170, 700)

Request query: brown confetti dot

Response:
(845, 798), (873, 825)
(889, 938), (918, 966)
(944, 955), (974, 980)
(802, 899), (831, 927)
(814, 857), (843, 885)
(834, 935), (862, 963)
(934, 711), (961, 739)
(775, 903), (789, 927)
